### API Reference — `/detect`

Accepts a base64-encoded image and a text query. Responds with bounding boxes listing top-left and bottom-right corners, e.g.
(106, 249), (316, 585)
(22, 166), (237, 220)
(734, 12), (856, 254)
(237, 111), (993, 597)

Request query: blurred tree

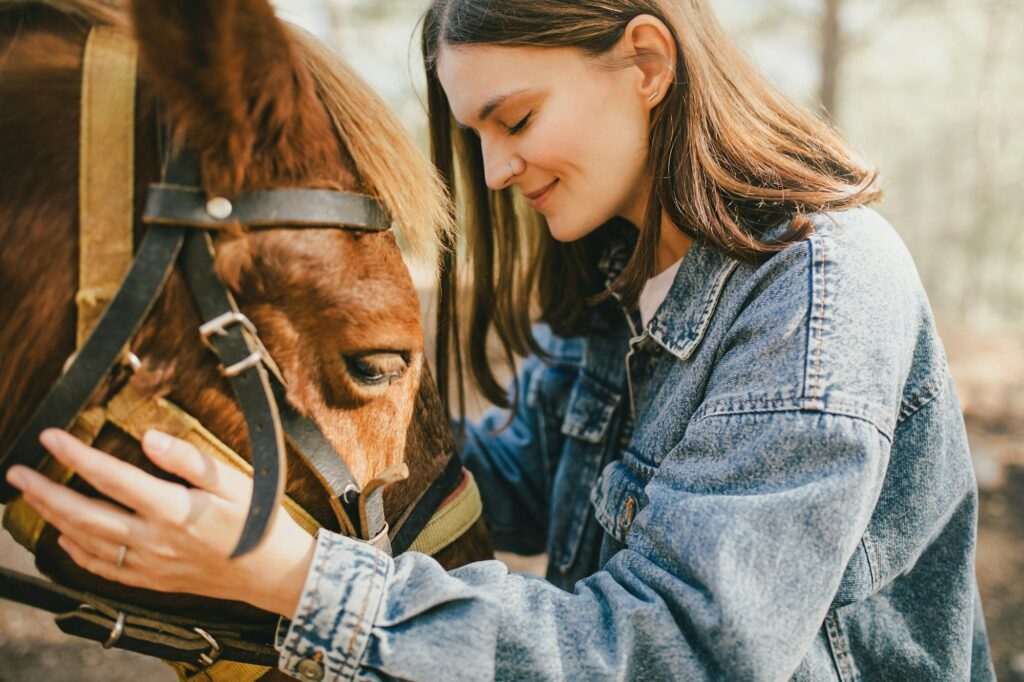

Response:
(820, 0), (841, 119)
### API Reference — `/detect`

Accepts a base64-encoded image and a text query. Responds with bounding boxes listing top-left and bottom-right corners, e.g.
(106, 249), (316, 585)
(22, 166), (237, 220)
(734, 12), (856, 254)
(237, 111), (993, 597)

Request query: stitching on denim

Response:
(825, 610), (856, 681)
(897, 370), (947, 424)
(803, 240), (815, 402)
(656, 259), (739, 360)
(691, 398), (894, 441)
(622, 449), (658, 478)
(284, 531), (335, 673)
(861, 533), (878, 590)
(810, 236), (828, 402)
(344, 548), (388, 679)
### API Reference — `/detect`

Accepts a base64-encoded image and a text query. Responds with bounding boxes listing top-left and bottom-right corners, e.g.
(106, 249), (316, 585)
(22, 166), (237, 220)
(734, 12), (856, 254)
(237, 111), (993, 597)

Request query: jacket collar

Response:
(596, 221), (739, 362)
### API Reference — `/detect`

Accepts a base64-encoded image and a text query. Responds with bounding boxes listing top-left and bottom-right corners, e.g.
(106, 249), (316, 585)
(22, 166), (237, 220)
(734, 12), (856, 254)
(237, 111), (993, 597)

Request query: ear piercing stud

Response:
(648, 91), (659, 103)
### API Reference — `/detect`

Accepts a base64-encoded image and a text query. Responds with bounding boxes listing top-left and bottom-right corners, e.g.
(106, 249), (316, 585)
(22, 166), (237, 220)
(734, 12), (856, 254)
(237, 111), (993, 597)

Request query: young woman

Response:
(6, 0), (995, 679)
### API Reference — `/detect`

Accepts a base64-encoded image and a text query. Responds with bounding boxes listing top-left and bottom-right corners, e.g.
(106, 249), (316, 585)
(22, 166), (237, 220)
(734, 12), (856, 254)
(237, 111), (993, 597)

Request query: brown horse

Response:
(0, 0), (491, 672)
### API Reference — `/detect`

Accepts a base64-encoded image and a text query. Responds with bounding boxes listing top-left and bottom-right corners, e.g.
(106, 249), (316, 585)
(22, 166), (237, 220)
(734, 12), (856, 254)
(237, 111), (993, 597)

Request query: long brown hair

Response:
(423, 0), (882, 410)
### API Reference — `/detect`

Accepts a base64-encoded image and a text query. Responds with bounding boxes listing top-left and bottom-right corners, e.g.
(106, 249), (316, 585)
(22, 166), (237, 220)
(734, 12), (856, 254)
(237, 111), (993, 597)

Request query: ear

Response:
(619, 14), (677, 110)
(130, 0), (337, 193)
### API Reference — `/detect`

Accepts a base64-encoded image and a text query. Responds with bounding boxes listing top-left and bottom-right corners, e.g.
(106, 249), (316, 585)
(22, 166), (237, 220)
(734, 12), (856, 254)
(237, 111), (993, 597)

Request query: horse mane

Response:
(288, 26), (454, 263)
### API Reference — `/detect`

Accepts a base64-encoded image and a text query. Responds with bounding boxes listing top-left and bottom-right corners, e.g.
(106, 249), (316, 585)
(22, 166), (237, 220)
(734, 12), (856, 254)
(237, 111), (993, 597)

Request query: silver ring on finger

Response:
(115, 544), (128, 569)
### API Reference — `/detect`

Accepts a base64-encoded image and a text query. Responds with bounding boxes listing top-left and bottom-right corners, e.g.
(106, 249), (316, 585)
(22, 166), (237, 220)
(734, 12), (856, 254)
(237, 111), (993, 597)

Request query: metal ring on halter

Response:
(124, 351), (142, 372)
(102, 611), (126, 649)
(115, 544), (128, 568)
(341, 483), (360, 504)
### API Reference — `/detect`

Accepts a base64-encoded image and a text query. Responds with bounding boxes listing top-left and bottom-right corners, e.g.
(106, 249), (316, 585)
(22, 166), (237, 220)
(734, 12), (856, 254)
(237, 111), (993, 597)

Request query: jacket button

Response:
(618, 496), (636, 533)
(297, 658), (325, 681)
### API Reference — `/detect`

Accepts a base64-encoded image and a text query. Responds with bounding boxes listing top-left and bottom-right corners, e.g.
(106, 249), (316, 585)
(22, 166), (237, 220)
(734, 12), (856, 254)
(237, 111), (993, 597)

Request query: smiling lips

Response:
(525, 179), (558, 209)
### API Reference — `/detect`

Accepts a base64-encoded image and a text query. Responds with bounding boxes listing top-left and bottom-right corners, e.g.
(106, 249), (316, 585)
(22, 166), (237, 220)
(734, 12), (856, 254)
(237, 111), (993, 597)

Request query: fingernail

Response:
(39, 429), (61, 452)
(144, 429), (171, 455)
(6, 467), (26, 488)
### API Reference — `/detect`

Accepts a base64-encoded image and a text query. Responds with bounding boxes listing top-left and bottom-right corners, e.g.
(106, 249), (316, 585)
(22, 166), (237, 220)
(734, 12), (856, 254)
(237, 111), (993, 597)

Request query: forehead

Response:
(437, 44), (592, 122)
(245, 229), (422, 345)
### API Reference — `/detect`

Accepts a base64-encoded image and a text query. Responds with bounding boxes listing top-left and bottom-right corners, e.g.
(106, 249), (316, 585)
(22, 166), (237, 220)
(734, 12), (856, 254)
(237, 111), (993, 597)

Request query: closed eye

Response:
(507, 112), (532, 135)
(344, 351), (409, 386)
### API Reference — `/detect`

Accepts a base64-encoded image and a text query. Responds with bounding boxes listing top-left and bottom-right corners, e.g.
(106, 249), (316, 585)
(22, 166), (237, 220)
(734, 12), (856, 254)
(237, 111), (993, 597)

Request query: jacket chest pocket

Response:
(549, 374), (621, 574)
(591, 457), (650, 546)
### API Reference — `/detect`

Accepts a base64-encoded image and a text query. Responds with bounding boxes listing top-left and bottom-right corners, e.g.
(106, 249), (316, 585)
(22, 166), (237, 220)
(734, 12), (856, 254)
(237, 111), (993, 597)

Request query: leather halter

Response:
(0, 25), (478, 672)
(0, 25), (466, 559)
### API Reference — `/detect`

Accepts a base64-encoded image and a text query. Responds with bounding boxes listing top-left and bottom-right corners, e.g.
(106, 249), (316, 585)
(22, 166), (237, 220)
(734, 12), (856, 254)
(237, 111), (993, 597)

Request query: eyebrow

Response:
(475, 88), (531, 123)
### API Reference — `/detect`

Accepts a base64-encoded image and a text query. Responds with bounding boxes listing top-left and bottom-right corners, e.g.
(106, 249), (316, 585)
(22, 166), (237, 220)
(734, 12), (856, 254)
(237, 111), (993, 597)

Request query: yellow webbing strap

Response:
(103, 390), (309, 682)
(165, 659), (271, 682)
(4, 25), (137, 552)
(407, 471), (482, 557)
(103, 384), (320, 538)
(2, 407), (107, 551)
(76, 25), (137, 345)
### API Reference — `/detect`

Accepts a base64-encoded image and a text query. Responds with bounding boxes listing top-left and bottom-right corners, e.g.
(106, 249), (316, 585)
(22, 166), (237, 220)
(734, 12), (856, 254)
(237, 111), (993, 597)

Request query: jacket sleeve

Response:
(276, 410), (889, 681)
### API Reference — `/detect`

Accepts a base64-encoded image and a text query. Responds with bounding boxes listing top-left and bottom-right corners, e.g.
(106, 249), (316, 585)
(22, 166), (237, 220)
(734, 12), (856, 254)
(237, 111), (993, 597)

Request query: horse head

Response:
(0, 0), (491, 632)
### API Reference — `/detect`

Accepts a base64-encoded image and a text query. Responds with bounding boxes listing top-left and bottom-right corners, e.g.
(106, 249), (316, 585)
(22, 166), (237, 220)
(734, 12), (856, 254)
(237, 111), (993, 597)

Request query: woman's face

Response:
(437, 44), (653, 242)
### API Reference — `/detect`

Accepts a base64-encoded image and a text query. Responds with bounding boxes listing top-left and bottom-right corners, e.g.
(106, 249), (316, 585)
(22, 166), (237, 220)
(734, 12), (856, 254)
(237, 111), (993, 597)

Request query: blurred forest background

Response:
(1, 0), (1020, 680)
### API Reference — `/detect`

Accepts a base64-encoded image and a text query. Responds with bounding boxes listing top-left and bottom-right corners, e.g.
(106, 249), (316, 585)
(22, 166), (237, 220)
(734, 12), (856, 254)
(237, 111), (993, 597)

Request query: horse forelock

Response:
(288, 26), (454, 265)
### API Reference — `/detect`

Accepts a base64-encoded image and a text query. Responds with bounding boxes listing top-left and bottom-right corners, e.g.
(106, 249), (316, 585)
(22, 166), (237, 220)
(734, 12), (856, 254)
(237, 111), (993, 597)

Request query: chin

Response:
(545, 214), (602, 243)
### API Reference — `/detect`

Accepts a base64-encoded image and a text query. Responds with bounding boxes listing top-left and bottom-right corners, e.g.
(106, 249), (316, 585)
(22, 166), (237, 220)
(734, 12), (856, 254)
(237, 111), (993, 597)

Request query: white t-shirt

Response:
(638, 257), (683, 328)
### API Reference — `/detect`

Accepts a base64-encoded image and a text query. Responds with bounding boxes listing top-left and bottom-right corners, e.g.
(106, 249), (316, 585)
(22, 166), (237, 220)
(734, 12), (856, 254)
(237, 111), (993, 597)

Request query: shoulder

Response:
(738, 207), (924, 305)
(704, 207), (946, 437)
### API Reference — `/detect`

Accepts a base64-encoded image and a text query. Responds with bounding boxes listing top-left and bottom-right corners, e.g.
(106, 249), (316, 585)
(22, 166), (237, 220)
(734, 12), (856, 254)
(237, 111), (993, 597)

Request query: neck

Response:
(654, 211), (692, 273)
(618, 187), (692, 274)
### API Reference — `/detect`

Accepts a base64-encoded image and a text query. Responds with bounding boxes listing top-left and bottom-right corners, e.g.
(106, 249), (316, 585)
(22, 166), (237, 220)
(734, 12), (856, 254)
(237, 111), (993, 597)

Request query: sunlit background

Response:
(278, 3), (1024, 679)
(1, 1), (1020, 679)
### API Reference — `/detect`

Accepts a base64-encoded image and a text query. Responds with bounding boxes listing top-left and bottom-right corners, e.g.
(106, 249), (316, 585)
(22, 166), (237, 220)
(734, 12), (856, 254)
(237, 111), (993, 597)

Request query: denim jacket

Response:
(276, 208), (995, 681)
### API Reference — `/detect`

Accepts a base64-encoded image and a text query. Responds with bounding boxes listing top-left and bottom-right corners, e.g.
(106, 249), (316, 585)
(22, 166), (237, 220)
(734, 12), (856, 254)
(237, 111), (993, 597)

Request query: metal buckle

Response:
(198, 311), (259, 351)
(198, 312), (265, 377)
(102, 611), (126, 649)
(193, 627), (221, 667)
(220, 352), (263, 378)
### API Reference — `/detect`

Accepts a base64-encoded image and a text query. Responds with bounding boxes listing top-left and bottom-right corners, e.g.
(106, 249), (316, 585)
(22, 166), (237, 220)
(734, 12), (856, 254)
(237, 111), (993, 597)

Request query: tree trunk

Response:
(820, 0), (842, 121)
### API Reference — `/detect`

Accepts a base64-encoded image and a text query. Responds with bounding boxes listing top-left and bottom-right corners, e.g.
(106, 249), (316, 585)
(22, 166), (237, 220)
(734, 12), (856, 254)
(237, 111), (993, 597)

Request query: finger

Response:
(14, 467), (144, 546)
(39, 429), (190, 521)
(142, 429), (252, 502)
(56, 530), (125, 568)
(57, 535), (158, 591)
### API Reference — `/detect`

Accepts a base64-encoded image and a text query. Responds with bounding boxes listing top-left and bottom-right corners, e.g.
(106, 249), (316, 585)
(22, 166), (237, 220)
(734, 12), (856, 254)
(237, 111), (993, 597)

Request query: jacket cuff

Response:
(277, 528), (391, 681)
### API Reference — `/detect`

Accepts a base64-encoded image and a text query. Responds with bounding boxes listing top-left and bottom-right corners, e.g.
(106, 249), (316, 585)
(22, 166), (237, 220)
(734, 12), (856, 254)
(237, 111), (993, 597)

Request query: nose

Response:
(481, 137), (522, 191)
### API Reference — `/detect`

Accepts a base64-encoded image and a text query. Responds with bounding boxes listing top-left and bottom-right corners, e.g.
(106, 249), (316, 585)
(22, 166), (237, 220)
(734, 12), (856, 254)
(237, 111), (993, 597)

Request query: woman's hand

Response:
(4, 429), (317, 618)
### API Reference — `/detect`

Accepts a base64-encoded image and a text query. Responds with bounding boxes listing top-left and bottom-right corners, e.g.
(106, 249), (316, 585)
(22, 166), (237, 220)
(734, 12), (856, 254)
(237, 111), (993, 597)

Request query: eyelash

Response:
(507, 112), (532, 136)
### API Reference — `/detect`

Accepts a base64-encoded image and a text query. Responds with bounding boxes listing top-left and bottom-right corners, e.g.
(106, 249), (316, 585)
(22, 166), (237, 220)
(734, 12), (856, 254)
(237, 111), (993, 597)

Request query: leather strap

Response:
(406, 469), (482, 557)
(178, 228), (286, 558)
(390, 451), (466, 555)
(0, 223), (185, 502)
(144, 185), (391, 232)
(77, 25), (137, 344)
(0, 567), (278, 667)
(266, 373), (361, 539)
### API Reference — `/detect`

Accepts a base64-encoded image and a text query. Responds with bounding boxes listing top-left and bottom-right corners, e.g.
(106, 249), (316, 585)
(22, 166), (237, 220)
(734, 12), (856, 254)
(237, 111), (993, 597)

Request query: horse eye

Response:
(344, 352), (409, 386)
